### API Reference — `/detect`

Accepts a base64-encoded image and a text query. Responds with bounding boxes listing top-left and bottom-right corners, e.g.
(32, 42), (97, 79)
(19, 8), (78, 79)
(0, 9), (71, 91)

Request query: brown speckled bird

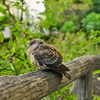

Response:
(27, 39), (71, 79)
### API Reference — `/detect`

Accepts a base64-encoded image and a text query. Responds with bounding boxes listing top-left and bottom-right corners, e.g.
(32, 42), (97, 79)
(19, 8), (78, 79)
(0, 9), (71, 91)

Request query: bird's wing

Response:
(33, 44), (63, 67)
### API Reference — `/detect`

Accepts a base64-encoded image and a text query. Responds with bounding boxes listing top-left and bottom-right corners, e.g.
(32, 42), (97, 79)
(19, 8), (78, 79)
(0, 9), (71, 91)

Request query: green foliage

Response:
(45, 84), (77, 100)
(42, 0), (73, 29)
(0, 22), (42, 76)
(13, 1), (26, 12)
(91, 0), (100, 13)
(42, 0), (92, 32)
(93, 96), (100, 100)
(81, 12), (100, 32)
(0, 33), (4, 42)
(60, 20), (77, 33)
(0, 0), (26, 28)
(73, 0), (92, 4)
(0, 6), (7, 15)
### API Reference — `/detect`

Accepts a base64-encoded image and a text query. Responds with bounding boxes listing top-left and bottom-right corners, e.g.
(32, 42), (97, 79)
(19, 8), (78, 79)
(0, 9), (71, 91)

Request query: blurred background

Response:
(0, 0), (100, 99)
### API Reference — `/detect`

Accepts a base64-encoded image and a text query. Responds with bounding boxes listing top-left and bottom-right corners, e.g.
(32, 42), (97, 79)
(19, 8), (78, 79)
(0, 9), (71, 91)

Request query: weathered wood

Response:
(73, 70), (92, 100)
(0, 55), (100, 100)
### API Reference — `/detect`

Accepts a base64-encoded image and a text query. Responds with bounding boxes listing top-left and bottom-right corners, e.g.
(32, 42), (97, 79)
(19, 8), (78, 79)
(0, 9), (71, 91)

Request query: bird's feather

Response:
(33, 44), (63, 67)
(49, 64), (71, 79)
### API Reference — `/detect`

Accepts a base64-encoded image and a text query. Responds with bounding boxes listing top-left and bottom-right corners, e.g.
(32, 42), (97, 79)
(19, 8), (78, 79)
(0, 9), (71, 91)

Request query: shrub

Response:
(81, 12), (100, 32)
(91, 0), (100, 13)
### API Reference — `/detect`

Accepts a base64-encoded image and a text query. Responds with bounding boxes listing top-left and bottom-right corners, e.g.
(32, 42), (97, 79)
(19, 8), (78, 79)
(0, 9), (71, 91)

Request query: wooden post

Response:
(73, 70), (92, 100)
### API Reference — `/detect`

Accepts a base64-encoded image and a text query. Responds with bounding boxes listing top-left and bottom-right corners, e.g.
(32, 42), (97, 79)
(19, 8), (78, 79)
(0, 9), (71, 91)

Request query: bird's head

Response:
(27, 39), (43, 49)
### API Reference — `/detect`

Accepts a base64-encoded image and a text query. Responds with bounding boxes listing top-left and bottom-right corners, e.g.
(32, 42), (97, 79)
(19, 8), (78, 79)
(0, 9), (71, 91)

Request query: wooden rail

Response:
(0, 55), (100, 100)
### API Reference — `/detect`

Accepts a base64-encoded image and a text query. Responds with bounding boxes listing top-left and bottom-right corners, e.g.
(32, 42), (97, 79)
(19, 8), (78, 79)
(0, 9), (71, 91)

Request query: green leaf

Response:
(0, 33), (4, 42)
(12, 2), (26, 12)
(0, 6), (7, 14)
(0, 16), (5, 21)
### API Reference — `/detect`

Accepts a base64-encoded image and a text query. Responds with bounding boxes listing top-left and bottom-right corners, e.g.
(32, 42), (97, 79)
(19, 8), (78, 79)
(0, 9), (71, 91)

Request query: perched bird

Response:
(27, 39), (71, 79)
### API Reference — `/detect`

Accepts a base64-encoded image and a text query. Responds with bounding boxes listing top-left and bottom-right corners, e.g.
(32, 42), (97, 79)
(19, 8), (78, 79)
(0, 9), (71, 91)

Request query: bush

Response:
(60, 20), (77, 33)
(81, 12), (100, 32)
(91, 0), (100, 13)
(0, 22), (42, 76)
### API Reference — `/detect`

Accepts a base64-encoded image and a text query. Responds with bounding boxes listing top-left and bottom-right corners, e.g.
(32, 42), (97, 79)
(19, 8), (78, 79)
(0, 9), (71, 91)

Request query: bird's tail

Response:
(50, 64), (71, 80)
(59, 64), (70, 71)
(63, 72), (71, 80)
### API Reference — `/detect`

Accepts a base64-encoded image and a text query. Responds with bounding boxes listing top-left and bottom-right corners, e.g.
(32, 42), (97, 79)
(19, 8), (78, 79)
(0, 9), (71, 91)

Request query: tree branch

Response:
(2, 0), (16, 20)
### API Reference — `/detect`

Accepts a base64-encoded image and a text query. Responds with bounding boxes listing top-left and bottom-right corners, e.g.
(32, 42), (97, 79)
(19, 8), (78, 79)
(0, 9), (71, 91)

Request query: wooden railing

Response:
(0, 55), (100, 100)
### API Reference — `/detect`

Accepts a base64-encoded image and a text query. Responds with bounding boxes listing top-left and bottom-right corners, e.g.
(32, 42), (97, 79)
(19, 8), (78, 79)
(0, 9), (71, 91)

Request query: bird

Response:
(27, 39), (71, 79)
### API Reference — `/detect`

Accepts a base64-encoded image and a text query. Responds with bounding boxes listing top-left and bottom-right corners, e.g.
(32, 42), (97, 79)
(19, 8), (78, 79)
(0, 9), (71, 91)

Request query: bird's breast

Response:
(30, 53), (44, 69)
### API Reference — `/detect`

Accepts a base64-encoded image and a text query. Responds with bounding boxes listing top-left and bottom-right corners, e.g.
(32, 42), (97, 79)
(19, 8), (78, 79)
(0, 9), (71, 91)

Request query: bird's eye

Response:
(39, 42), (43, 44)
(30, 43), (33, 45)
(29, 40), (35, 46)
(29, 43), (33, 46)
